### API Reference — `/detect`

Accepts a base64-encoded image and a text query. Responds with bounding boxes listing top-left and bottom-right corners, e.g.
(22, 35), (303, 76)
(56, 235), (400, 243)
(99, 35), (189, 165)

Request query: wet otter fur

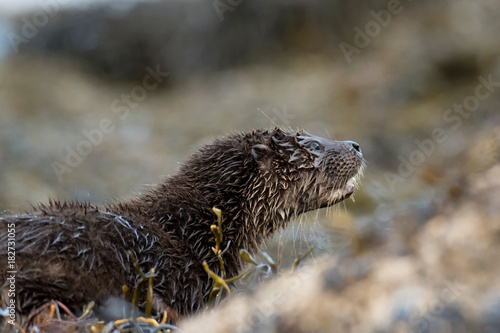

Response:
(0, 128), (364, 320)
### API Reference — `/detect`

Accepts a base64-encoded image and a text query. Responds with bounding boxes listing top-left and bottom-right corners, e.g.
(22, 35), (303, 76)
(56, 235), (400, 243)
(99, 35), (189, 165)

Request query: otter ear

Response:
(251, 144), (272, 164)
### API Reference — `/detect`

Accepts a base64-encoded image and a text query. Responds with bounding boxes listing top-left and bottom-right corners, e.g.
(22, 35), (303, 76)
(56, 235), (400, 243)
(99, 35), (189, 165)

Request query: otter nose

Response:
(344, 141), (362, 157)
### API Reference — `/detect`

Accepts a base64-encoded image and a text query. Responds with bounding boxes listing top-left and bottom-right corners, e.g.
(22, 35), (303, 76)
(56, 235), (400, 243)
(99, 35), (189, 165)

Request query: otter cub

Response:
(0, 128), (363, 318)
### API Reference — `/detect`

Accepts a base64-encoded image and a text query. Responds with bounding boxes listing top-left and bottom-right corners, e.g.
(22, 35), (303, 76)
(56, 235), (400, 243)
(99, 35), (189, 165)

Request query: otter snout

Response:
(343, 141), (362, 158)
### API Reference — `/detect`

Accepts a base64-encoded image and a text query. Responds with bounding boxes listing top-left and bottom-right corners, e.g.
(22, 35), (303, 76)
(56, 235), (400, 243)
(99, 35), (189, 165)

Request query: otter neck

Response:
(115, 172), (303, 277)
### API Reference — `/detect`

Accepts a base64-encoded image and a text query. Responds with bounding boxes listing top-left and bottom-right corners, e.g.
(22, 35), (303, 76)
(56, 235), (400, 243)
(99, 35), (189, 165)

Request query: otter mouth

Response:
(321, 176), (358, 208)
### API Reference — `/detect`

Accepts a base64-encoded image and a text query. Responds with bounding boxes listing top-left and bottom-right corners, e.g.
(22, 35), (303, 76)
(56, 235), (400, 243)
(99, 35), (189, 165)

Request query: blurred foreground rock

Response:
(181, 162), (500, 332)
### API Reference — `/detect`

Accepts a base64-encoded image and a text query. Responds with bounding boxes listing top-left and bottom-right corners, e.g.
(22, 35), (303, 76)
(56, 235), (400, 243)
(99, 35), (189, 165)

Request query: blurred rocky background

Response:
(183, 164), (500, 332)
(0, 0), (499, 331)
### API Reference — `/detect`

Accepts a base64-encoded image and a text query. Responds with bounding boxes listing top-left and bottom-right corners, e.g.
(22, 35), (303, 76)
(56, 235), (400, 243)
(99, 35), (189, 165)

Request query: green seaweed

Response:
(126, 250), (157, 318)
(203, 208), (315, 309)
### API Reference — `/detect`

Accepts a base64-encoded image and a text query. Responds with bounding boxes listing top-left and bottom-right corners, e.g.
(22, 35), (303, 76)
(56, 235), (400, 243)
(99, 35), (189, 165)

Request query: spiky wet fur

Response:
(0, 128), (364, 318)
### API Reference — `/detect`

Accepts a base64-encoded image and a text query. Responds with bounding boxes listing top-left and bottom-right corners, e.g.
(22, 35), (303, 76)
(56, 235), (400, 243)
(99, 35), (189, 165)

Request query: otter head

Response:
(158, 128), (365, 265)
(250, 128), (364, 216)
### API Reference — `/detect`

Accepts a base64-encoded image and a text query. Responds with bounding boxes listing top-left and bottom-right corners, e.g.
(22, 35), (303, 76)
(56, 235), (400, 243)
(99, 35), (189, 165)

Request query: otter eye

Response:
(309, 141), (323, 153)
